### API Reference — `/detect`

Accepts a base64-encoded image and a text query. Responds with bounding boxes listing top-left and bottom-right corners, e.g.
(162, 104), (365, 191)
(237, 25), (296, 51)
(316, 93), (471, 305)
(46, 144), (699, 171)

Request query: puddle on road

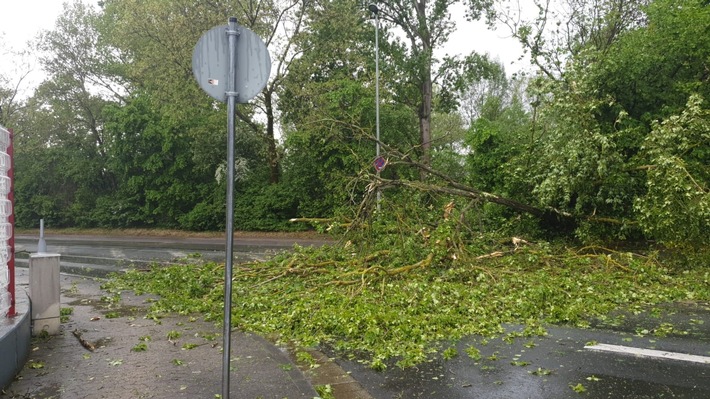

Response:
(589, 301), (710, 341)
(579, 373), (708, 398)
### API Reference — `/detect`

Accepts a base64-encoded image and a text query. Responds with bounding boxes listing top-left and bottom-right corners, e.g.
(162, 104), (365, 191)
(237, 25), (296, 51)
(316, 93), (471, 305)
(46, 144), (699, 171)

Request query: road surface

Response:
(11, 233), (710, 398)
(14, 233), (330, 276)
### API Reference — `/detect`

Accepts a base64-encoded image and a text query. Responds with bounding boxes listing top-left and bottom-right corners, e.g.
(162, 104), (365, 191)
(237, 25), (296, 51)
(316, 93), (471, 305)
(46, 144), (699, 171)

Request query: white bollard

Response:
(28, 253), (61, 335)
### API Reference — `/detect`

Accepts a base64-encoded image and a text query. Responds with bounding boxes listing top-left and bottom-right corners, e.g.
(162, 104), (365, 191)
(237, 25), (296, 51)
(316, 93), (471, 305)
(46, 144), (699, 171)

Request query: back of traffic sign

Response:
(192, 18), (272, 399)
(192, 23), (271, 103)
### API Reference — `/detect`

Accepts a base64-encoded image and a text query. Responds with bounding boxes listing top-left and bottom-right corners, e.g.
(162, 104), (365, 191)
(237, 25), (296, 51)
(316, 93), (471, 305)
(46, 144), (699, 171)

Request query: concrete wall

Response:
(0, 288), (30, 390)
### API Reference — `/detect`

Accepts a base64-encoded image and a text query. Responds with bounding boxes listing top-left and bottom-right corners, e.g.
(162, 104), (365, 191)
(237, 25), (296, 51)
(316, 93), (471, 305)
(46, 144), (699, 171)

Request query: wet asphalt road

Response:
(12, 234), (710, 398)
(14, 233), (328, 276)
(329, 321), (710, 398)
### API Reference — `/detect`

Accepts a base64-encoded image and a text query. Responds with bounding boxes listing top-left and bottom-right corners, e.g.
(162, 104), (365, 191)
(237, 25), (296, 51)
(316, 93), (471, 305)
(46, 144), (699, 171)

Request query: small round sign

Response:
(374, 156), (386, 172)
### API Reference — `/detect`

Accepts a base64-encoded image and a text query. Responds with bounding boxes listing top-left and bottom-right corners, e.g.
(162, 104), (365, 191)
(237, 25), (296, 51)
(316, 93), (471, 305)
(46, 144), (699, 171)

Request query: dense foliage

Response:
(103, 238), (710, 368)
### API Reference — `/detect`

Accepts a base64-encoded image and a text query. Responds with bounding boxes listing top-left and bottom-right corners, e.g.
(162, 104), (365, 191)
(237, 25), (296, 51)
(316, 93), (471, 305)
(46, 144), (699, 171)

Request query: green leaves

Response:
(485, 0), (710, 243)
(104, 241), (710, 369)
(570, 383), (587, 393)
(131, 342), (148, 352)
(635, 95), (710, 247)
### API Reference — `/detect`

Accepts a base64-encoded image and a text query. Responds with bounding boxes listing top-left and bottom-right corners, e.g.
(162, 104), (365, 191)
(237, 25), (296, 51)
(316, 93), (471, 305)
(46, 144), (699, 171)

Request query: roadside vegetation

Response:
(3, 0), (709, 369)
(4, 0), (708, 247)
(102, 195), (710, 368)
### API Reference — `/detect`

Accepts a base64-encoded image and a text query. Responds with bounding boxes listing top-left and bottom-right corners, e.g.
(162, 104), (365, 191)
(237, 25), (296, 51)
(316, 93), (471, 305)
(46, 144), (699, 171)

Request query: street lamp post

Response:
(368, 3), (381, 210)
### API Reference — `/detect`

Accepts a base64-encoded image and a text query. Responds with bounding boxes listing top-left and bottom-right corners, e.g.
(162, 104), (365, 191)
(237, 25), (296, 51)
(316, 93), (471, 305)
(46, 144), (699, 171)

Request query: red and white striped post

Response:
(0, 126), (14, 318)
(7, 128), (15, 317)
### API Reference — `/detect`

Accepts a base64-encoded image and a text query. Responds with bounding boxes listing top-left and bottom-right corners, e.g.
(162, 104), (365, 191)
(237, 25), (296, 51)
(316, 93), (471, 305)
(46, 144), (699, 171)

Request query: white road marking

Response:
(585, 343), (710, 365)
(169, 251), (186, 258)
(110, 248), (125, 258)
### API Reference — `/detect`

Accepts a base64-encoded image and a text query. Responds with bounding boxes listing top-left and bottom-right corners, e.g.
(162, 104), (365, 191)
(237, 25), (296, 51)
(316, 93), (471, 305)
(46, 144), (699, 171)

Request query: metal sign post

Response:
(222, 17), (239, 399)
(369, 4), (382, 211)
(192, 17), (271, 399)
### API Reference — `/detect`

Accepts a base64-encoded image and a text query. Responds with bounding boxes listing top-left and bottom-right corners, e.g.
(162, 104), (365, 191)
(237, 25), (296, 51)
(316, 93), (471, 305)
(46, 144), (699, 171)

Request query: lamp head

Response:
(368, 4), (379, 14)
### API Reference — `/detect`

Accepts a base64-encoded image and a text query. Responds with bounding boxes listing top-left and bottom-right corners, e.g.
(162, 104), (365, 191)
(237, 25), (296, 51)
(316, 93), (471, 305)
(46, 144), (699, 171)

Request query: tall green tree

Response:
(465, 74), (530, 196)
(98, 92), (224, 228)
(100, 0), (308, 184)
(635, 95), (710, 248)
(0, 35), (34, 130)
(497, 0), (650, 79)
(508, 0), (710, 241)
(279, 0), (388, 217)
(0, 70), (27, 129)
(240, 0), (308, 183)
(375, 0), (495, 174)
(13, 1), (121, 227)
(591, 0), (710, 121)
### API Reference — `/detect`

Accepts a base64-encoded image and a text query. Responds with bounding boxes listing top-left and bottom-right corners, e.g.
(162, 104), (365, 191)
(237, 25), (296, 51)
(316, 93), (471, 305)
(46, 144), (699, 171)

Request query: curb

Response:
(0, 289), (30, 391)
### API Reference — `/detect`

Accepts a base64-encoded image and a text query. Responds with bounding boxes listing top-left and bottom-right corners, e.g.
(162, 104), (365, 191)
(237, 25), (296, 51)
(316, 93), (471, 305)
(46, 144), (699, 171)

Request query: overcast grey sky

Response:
(0, 0), (65, 49)
(0, 0), (529, 93)
(0, 0), (68, 95)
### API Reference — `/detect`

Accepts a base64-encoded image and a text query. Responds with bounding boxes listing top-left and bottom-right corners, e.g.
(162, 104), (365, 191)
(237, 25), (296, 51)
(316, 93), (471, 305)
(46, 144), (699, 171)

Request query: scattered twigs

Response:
(386, 253), (434, 275)
(324, 253), (436, 289)
(304, 261), (338, 268)
(363, 250), (391, 263)
(250, 258), (338, 289)
(252, 272), (290, 288)
(512, 236), (532, 249)
(340, 265), (387, 279)
(475, 251), (506, 260)
(289, 217), (353, 230)
(473, 237), (532, 260)
(72, 329), (96, 352)
(573, 245), (658, 271)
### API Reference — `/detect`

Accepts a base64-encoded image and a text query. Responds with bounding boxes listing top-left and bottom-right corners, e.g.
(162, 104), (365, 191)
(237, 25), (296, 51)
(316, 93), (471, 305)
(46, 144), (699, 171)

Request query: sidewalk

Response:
(1, 268), (318, 399)
(6, 263), (710, 398)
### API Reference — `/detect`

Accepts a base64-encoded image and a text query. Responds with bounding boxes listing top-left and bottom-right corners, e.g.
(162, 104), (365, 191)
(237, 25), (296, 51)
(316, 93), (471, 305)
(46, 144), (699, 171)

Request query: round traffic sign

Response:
(192, 23), (271, 103)
(374, 156), (386, 172)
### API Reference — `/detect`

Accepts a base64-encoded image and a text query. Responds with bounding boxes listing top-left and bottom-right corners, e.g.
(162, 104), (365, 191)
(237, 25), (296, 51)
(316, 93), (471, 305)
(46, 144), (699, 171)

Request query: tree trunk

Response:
(373, 145), (579, 230)
(419, 69), (433, 179)
(264, 90), (279, 184)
